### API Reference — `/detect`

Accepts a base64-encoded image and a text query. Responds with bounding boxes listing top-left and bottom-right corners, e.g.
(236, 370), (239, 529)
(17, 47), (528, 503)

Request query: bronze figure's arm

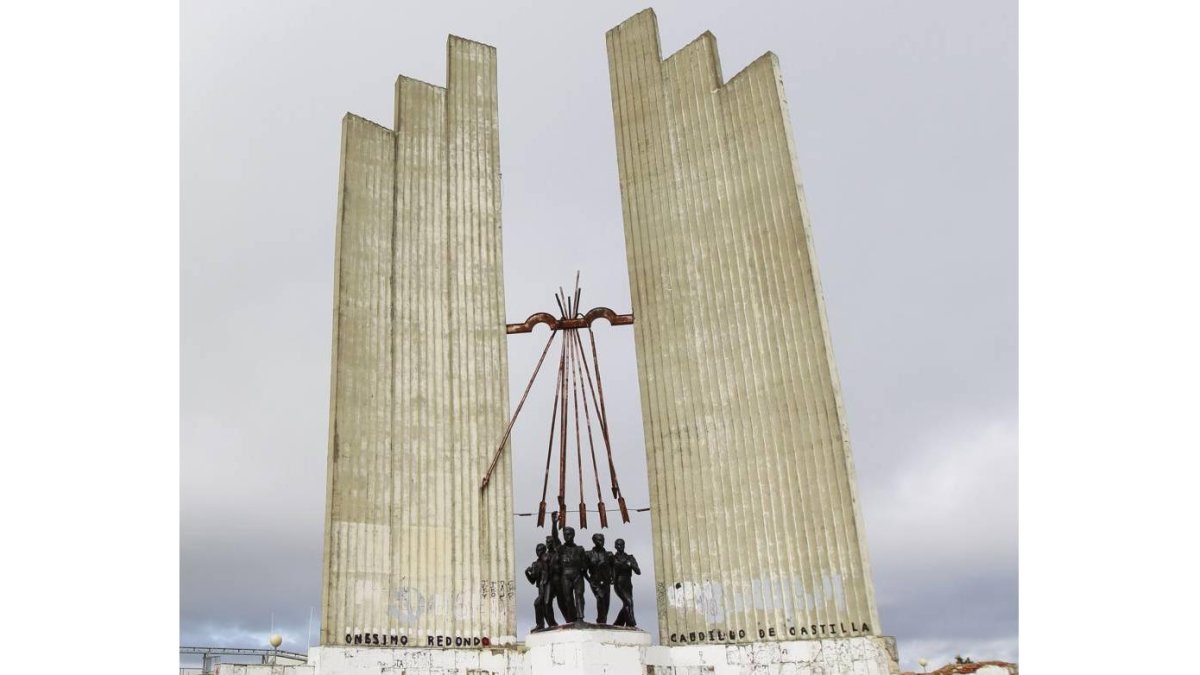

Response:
(549, 511), (562, 548)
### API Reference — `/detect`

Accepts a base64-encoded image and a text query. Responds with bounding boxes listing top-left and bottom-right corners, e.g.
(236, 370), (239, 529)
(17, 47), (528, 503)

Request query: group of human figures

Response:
(524, 512), (641, 631)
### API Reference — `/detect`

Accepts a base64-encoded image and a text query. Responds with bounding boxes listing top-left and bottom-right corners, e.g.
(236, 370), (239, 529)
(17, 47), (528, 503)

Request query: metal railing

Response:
(180, 647), (307, 661)
(180, 646), (308, 674)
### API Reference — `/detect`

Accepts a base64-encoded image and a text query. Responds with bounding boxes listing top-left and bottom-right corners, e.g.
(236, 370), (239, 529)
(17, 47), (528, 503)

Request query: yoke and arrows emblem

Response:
(480, 274), (634, 531)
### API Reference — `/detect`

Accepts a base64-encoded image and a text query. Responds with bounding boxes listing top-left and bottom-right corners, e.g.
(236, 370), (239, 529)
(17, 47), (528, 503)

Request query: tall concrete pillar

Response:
(607, 10), (881, 644)
(322, 35), (514, 647)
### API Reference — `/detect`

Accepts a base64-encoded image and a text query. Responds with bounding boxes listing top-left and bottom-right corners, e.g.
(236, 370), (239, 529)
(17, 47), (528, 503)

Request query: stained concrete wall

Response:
(646, 635), (900, 674)
(251, 637), (897, 675)
(322, 35), (515, 646)
(606, 10), (881, 645)
(214, 666), (315, 675)
(307, 645), (528, 674)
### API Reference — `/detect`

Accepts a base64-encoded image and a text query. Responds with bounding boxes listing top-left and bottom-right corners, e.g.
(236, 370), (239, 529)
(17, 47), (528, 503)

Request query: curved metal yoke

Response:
(506, 307), (635, 334)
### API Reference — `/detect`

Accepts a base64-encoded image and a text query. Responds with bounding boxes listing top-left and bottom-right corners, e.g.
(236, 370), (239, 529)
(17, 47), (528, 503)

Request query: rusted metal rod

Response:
(571, 329), (620, 496)
(586, 326), (629, 523)
(515, 506), (651, 517)
(570, 328), (609, 434)
(571, 329), (608, 528)
(557, 301), (569, 529)
(569, 329), (587, 529)
(481, 329), (559, 491)
(536, 337), (566, 527)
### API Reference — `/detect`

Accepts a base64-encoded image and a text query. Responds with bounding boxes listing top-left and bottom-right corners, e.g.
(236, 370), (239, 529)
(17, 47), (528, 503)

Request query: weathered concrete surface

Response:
(323, 35), (514, 647)
(525, 628), (651, 675)
(307, 645), (528, 675)
(606, 9), (882, 647)
(214, 666), (314, 675)
(299, 636), (895, 674)
(646, 636), (900, 675)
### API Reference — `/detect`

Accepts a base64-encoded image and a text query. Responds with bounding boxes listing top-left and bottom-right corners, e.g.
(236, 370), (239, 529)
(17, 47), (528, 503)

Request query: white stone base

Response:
(525, 626), (651, 674)
(239, 633), (899, 675)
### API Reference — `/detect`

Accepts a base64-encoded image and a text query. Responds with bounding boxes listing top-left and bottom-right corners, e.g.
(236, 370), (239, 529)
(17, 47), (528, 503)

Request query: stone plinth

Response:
(525, 626), (651, 675)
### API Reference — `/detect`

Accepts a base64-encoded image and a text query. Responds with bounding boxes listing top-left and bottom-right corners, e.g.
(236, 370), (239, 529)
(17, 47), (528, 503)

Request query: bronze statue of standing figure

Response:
(545, 512), (564, 620)
(524, 542), (558, 630)
(584, 533), (614, 624)
(554, 525), (588, 622)
(611, 538), (640, 627)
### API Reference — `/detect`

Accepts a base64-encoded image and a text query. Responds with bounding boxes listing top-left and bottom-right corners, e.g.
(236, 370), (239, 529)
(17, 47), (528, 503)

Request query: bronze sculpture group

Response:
(524, 512), (640, 631)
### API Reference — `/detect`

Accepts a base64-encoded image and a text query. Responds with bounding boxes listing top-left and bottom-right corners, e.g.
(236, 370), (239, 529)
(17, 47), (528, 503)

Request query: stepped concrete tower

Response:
(607, 10), (882, 645)
(321, 35), (515, 647)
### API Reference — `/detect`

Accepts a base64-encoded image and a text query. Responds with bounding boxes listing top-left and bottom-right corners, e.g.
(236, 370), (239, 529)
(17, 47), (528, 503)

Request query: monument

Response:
(294, 9), (900, 675)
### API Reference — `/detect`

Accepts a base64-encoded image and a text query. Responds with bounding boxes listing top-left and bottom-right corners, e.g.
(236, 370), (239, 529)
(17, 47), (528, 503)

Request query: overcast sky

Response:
(181, 0), (1016, 670)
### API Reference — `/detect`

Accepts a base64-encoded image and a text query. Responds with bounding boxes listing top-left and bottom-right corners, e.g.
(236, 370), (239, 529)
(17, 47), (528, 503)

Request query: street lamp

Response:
(269, 634), (283, 665)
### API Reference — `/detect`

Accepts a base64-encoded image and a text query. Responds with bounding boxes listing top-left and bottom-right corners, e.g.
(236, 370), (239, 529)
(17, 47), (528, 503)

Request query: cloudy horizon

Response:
(181, 1), (1016, 670)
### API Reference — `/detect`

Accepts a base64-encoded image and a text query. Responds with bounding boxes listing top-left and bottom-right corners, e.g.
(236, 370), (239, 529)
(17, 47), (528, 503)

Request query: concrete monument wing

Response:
(322, 35), (515, 648)
(607, 9), (881, 645)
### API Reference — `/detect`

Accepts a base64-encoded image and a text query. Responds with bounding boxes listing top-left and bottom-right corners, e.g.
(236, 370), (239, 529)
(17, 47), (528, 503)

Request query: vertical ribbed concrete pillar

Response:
(607, 10), (881, 645)
(322, 36), (514, 647)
